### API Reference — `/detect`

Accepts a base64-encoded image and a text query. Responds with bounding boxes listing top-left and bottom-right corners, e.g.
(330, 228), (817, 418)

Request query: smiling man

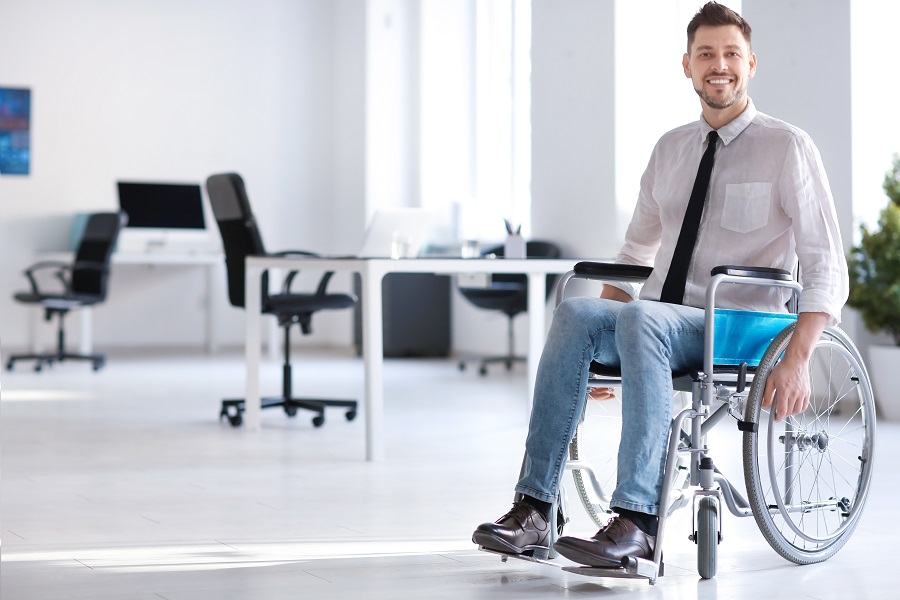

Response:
(472, 1), (848, 569)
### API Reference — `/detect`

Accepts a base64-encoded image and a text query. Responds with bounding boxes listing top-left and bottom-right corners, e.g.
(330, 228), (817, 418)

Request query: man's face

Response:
(683, 25), (757, 111)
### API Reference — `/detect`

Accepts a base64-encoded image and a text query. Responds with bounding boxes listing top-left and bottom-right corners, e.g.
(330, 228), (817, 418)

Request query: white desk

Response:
(243, 256), (578, 461)
(33, 251), (223, 354)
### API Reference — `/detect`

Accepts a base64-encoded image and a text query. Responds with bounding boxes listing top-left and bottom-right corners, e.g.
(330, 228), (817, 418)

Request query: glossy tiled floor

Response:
(2, 348), (898, 599)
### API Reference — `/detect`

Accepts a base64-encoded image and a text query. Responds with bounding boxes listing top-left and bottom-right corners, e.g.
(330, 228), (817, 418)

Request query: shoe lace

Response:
(500, 500), (538, 527)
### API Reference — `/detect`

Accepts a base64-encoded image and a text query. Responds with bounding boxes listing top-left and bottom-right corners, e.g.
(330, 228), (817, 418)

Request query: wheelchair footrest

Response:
(478, 545), (558, 566)
(563, 556), (663, 581)
(479, 545), (662, 584)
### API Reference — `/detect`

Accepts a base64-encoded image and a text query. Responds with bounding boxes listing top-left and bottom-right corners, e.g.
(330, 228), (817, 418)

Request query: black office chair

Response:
(457, 240), (561, 375)
(206, 172), (358, 428)
(7, 212), (127, 373)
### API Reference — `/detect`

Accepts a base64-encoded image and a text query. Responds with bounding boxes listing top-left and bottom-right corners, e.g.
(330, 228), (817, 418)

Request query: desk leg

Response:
(526, 274), (547, 410)
(205, 264), (215, 354)
(79, 308), (92, 355)
(361, 265), (385, 461)
(244, 265), (263, 431)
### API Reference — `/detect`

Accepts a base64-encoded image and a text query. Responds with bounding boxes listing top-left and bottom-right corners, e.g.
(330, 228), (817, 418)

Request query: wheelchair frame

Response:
(482, 262), (876, 585)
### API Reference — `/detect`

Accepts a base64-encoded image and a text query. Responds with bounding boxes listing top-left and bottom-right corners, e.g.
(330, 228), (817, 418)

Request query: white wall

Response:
(0, 0), (366, 351)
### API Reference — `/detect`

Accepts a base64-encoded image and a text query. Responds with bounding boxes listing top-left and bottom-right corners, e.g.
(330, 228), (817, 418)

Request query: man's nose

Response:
(712, 55), (729, 71)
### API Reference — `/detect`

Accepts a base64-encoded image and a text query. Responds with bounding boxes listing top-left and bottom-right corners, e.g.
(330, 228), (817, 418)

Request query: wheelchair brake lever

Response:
(736, 362), (747, 394)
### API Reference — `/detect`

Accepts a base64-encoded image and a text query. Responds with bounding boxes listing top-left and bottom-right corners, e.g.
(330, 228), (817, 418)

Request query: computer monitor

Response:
(116, 181), (212, 252)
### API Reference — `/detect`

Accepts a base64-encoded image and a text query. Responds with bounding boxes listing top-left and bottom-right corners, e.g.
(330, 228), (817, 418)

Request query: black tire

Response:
(312, 415), (325, 428)
(743, 325), (876, 564)
(697, 496), (719, 579)
(345, 410), (357, 421)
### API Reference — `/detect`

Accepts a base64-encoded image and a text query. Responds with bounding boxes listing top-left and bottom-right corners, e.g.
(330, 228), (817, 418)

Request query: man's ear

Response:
(683, 53), (691, 78)
(748, 52), (758, 78)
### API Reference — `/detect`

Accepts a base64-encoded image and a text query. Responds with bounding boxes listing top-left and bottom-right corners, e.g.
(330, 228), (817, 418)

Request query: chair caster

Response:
(345, 410), (357, 421)
(312, 415), (325, 428)
(458, 361), (466, 372)
(479, 365), (488, 376)
(6, 360), (13, 372)
(220, 404), (243, 427)
(92, 359), (104, 371)
(284, 404), (298, 417)
(34, 363), (43, 373)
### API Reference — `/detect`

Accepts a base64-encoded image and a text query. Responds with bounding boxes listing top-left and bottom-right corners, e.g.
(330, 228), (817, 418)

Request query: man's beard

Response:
(694, 84), (745, 110)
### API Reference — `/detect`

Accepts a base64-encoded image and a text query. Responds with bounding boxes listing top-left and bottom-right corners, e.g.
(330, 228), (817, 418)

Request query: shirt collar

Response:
(699, 98), (757, 146)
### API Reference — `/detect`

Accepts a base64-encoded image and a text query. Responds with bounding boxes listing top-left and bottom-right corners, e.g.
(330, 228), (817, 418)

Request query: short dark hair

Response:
(686, 2), (752, 52)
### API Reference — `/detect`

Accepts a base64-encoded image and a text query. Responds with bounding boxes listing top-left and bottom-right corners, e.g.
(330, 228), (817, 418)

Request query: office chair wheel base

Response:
(284, 405), (298, 417)
(345, 410), (357, 421)
(312, 415), (325, 428)
(220, 404), (243, 427)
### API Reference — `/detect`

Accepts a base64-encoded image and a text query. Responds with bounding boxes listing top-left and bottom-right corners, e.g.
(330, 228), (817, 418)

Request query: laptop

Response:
(357, 207), (432, 258)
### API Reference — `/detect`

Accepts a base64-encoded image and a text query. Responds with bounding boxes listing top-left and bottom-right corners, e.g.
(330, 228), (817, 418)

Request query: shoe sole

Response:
(472, 531), (550, 560)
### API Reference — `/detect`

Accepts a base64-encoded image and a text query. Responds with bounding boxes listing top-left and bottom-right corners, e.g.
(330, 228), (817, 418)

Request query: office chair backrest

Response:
(71, 212), (127, 298)
(487, 240), (562, 287)
(206, 173), (267, 308)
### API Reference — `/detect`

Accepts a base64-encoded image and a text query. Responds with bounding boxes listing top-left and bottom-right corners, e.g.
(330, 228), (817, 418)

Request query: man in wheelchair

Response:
(473, 2), (849, 571)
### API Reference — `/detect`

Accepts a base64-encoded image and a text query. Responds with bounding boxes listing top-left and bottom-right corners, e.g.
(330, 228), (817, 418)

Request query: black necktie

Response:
(659, 130), (719, 305)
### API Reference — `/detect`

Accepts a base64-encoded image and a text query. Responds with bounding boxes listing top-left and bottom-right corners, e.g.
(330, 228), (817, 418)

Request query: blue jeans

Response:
(514, 297), (705, 516)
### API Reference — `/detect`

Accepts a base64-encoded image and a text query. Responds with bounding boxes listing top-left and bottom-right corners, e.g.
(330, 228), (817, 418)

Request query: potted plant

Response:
(847, 154), (900, 418)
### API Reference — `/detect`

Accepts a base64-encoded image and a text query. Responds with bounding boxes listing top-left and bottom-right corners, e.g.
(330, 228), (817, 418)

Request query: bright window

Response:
(419, 0), (532, 243)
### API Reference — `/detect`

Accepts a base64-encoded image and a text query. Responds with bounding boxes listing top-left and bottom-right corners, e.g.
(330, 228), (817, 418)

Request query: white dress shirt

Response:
(613, 99), (848, 325)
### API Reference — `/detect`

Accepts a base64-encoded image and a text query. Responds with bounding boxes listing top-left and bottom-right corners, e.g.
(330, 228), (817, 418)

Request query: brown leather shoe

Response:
(553, 515), (655, 567)
(472, 500), (551, 559)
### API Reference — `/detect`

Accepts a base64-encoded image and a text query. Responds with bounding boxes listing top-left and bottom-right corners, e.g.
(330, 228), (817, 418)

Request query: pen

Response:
(504, 218), (513, 235)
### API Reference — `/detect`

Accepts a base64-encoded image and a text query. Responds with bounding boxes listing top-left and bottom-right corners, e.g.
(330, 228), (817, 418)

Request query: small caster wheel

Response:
(312, 415), (325, 428)
(92, 361), (104, 372)
(345, 410), (357, 421)
(479, 366), (488, 376)
(34, 364), (43, 373)
(284, 404), (298, 417)
(505, 360), (513, 371)
(6, 361), (13, 372)
(458, 361), (466, 372)
(228, 413), (243, 427)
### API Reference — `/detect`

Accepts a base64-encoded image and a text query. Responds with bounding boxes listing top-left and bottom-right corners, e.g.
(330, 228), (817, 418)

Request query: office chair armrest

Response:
(23, 260), (71, 294)
(268, 250), (319, 258)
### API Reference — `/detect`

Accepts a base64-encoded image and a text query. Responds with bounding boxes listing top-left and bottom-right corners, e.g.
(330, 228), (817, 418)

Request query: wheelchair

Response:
(481, 261), (876, 584)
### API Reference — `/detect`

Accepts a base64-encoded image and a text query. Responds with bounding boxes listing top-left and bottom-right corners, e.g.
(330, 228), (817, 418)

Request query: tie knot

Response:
(707, 130), (718, 145)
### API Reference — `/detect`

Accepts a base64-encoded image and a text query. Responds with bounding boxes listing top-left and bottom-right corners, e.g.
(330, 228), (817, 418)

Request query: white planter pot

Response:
(868, 345), (900, 421)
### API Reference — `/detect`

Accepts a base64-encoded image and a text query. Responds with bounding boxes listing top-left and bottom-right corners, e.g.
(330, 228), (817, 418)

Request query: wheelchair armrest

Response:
(710, 265), (793, 281)
(557, 262), (653, 306)
(574, 261), (654, 281)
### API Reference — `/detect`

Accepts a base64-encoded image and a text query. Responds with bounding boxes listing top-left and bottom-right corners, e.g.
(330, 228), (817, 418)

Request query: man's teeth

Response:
(708, 79), (730, 84)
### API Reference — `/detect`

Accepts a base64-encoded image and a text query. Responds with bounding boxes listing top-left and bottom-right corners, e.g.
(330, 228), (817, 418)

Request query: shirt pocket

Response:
(721, 182), (772, 233)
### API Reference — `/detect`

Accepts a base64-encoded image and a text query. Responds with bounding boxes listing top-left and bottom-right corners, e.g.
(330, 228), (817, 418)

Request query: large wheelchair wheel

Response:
(569, 389), (691, 528)
(743, 324), (876, 564)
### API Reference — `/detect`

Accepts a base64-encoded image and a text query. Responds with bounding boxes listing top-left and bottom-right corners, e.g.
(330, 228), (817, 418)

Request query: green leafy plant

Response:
(847, 154), (900, 346)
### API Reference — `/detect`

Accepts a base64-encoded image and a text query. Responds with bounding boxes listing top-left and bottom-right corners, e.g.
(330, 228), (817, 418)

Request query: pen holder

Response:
(504, 234), (526, 259)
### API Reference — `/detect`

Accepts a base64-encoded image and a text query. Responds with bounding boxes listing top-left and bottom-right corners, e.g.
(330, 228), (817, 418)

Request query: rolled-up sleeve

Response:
(779, 133), (849, 325)
(611, 146), (662, 299)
